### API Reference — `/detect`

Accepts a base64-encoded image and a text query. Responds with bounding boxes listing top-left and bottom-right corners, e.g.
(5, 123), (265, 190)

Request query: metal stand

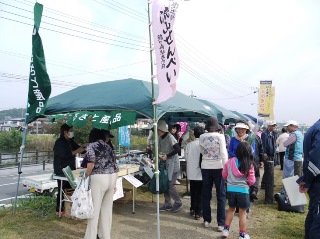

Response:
(294, 161), (303, 177)
(264, 161), (274, 204)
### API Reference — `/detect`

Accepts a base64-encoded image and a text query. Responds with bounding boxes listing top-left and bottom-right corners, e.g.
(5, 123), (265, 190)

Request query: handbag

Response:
(71, 176), (94, 219)
(274, 192), (305, 213)
(148, 163), (169, 194)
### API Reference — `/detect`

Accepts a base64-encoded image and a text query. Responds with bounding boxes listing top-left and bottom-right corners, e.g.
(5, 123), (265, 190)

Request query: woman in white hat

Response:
(228, 120), (255, 158)
(228, 120), (259, 201)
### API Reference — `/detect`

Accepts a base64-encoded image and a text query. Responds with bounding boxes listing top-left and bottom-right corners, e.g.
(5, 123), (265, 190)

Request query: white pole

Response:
(148, 2), (161, 238)
(13, 110), (28, 214)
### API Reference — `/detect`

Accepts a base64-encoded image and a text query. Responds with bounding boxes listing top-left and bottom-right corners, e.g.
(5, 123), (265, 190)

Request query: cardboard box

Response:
(63, 189), (74, 218)
(64, 201), (73, 218)
(115, 188), (133, 204)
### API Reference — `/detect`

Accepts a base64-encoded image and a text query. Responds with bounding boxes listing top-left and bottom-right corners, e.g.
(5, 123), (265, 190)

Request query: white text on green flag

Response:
(27, 3), (51, 123)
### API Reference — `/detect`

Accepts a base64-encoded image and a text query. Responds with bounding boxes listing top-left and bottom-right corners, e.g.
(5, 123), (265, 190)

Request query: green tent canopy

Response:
(230, 110), (252, 122)
(45, 79), (215, 123)
(197, 99), (240, 124)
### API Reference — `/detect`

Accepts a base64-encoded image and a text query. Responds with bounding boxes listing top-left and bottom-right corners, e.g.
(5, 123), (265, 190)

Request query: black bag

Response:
(148, 163), (169, 194)
(274, 192), (305, 213)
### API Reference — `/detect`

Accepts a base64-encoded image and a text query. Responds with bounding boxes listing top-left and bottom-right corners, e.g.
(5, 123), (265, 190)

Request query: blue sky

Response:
(1, 0), (320, 125)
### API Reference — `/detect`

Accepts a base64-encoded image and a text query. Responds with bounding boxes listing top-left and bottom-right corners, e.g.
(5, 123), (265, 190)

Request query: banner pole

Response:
(13, 106), (28, 215)
(148, 2), (160, 239)
(13, 2), (51, 214)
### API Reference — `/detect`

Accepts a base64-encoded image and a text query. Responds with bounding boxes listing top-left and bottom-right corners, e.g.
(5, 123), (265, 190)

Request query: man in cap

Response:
(260, 120), (278, 189)
(297, 119), (320, 239)
(282, 120), (303, 179)
(157, 120), (183, 213)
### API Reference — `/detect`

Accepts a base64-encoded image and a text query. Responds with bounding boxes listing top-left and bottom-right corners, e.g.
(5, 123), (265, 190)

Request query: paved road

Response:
(0, 163), (54, 205)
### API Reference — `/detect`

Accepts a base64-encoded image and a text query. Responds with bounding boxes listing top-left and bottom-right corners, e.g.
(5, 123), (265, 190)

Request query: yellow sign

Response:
(258, 81), (272, 117)
(265, 86), (275, 120)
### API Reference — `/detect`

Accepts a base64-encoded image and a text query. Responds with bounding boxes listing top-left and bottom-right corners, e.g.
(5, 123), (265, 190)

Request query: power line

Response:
(176, 35), (252, 90)
(0, 72), (79, 87)
(93, 0), (148, 23)
(0, 16), (149, 52)
(1, 2), (149, 45)
(0, 49), (149, 80)
(0, 8), (150, 51)
(179, 51), (244, 97)
(6, 0), (250, 95)
(2, 0), (256, 100)
(14, 0), (148, 41)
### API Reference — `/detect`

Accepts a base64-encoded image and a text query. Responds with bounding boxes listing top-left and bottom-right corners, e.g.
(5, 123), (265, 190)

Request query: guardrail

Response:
(0, 150), (54, 169)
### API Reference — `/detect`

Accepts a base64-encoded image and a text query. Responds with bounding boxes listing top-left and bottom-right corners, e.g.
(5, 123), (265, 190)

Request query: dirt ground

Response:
(53, 167), (303, 239)
(110, 183), (266, 239)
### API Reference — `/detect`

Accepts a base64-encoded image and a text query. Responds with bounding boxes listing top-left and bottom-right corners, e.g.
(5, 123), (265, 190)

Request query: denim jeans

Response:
(201, 168), (226, 226)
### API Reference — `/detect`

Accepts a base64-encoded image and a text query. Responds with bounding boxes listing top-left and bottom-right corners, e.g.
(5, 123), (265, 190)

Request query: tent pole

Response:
(148, 2), (160, 239)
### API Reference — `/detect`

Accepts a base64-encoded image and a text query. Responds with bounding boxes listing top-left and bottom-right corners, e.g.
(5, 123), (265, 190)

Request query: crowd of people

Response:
(183, 117), (319, 239)
(52, 116), (320, 239)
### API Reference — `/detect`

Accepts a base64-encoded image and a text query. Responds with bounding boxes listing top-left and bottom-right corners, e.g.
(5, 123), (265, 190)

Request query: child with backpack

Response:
(222, 141), (256, 239)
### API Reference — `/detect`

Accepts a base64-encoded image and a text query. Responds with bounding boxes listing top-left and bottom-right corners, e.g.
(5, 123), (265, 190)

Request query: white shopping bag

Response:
(71, 176), (94, 219)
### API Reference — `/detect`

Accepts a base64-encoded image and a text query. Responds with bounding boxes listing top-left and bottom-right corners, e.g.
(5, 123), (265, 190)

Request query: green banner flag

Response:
(27, 3), (51, 123)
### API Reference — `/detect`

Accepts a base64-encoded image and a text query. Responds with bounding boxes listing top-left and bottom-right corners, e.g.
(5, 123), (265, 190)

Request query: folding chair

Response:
(62, 166), (78, 189)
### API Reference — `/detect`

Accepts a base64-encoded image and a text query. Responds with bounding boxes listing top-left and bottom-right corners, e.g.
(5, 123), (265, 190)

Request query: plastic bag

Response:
(71, 176), (94, 219)
(148, 163), (169, 194)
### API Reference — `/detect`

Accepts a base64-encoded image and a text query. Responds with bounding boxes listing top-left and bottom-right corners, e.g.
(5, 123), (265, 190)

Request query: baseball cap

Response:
(266, 120), (277, 126)
(284, 120), (298, 127)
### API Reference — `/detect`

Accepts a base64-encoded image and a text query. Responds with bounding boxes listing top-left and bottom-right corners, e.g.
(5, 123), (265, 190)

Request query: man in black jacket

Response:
(248, 122), (264, 201)
(260, 120), (278, 189)
(53, 123), (84, 215)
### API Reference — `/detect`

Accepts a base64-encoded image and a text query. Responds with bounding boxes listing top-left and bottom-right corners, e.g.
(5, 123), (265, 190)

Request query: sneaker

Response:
(204, 221), (210, 228)
(194, 214), (201, 220)
(239, 234), (250, 239)
(171, 203), (182, 213)
(190, 210), (195, 216)
(218, 226), (224, 232)
(250, 192), (258, 200)
(222, 229), (229, 238)
(159, 205), (172, 212)
(55, 211), (66, 216)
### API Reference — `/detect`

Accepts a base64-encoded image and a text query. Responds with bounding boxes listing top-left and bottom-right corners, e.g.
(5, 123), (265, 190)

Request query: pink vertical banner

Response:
(152, 0), (180, 104)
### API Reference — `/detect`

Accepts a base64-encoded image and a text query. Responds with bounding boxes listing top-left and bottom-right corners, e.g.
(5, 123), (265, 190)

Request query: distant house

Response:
(0, 117), (24, 132)
(0, 123), (20, 132)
